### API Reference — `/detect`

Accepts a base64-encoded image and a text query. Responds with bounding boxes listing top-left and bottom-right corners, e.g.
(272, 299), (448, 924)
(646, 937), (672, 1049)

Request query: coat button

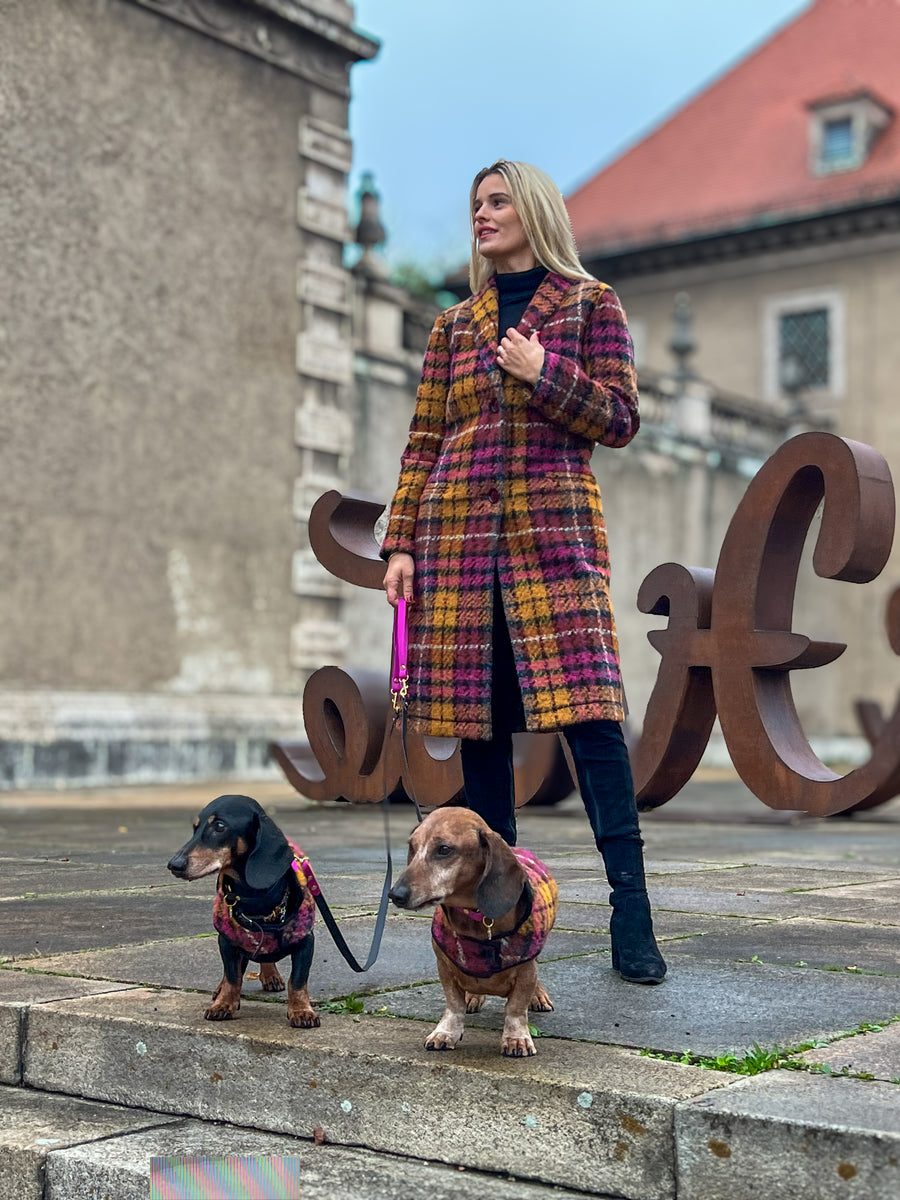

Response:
(488, 488), (500, 504)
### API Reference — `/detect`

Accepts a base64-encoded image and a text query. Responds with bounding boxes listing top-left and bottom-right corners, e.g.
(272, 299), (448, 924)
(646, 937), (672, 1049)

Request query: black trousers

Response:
(460, 577), (643, 858)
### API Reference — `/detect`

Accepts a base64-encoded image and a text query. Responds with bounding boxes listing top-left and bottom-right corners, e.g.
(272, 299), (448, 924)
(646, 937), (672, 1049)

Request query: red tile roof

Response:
(566, 0), (900, 255)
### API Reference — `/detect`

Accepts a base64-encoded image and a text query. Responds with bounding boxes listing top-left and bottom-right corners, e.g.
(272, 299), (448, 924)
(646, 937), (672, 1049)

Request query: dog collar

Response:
(447, 906), (495, 938)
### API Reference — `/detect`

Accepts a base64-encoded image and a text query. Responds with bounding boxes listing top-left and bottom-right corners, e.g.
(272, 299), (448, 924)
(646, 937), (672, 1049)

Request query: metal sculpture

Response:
(272, 433), (900, 816)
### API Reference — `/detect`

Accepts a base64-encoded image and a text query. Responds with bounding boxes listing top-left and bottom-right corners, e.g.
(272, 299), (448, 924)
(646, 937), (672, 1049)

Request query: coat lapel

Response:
(469, 280), (504, 397)
(467, 271), (574, 401)
(471, 279), (499, 350)
(518, 272), (573, 340)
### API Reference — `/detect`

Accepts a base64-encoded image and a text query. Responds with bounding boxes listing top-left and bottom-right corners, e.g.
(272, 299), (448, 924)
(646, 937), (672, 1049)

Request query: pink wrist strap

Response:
(390, 597), (409, 712)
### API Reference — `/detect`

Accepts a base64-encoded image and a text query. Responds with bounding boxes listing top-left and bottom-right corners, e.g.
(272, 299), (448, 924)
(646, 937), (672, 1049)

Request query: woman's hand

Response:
(383, 552), (415, 607)
(497, 329), (544, 385)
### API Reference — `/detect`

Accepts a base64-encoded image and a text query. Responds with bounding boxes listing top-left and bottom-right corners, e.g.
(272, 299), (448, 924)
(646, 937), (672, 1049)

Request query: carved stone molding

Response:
(122, 0), (377, 94)
(296, 260), (353, 313)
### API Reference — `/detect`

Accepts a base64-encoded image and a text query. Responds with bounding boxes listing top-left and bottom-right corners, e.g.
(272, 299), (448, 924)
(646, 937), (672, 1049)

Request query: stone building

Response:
(564, 0), (900, 746)
(0, 0), (391, 787)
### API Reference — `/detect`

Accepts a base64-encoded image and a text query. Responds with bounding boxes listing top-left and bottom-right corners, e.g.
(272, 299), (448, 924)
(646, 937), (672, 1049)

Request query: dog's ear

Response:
(244, 809), (294, 890)
(475, 830), (526, 920)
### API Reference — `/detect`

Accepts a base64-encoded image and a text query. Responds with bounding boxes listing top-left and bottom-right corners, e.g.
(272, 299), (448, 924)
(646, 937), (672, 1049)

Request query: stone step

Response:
(18, 984), (709, 1200)
(0, 1085), (612, 1199)
(4, 976), (900, 1199)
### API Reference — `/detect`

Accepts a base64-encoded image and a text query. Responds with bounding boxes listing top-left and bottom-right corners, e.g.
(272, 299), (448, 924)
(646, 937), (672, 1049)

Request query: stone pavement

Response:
(1, 776), (899, 1199)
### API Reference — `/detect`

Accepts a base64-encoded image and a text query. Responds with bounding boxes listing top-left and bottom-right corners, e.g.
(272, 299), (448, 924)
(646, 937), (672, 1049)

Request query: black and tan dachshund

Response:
(167, 794), (320, 1028)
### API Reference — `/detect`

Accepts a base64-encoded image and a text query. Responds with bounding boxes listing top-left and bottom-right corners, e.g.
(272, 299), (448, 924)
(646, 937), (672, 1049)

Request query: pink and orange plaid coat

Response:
(381, 271), (639, 739)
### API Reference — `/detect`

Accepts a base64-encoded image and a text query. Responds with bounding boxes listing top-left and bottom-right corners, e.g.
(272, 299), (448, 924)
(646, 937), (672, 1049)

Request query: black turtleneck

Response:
(495, 265), (547, 339)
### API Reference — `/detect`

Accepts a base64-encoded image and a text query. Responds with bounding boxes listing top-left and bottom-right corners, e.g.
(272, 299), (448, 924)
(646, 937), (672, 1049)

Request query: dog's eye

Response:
(434, 844), (454, 858)
(211, 820), (226, 832)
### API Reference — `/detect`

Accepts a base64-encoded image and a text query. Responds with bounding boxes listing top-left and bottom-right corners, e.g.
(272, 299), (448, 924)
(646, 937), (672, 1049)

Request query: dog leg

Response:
(206, 936), (247, 1021)
(529, 978), (554, 1012)
(287, 933), (320, 1028)
(427, 955), (468, 1050)
(465, 991), (486, 1014)
(259, 961), (285, 992)
(501, 962), (538, 1057)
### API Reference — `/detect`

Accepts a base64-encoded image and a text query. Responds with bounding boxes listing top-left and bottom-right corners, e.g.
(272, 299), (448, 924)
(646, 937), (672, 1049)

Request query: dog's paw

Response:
(529, 983), (554, 1012)
(465, 992), (486, 1013)
(260, 964), (285, 992)
(288, 1007), (321, 1029)
(204, 1003), (238, 1021)
(425, 1029), (461, 1051)
(501, 1034), (536, 1057)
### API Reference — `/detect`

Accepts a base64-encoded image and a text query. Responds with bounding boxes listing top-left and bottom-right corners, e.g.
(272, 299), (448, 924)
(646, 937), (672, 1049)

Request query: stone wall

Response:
(0, 0), (377, 786)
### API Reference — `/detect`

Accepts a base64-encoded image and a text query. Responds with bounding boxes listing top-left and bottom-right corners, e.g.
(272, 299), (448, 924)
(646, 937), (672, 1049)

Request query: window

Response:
(820, 118), (854, 169)
(778, 309), (829, 392)
(763, 290), (845, 404)
(808, 92), (893, 176)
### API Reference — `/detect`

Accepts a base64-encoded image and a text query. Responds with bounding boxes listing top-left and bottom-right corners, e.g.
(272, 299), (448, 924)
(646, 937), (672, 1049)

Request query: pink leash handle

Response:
(390, 597), (409, 713)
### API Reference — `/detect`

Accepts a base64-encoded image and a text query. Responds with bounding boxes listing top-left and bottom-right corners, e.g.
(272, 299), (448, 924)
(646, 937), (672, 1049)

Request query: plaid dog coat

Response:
(213, 839), (316, 958)
(431, 847), (558, 979)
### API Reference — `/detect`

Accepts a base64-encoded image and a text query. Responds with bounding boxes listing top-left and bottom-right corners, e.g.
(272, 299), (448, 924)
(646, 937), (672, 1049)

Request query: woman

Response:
(381, 160), (665, 984)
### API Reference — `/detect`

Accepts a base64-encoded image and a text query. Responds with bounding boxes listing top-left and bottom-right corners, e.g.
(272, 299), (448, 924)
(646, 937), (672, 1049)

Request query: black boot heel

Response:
(609, 896), (667, 984)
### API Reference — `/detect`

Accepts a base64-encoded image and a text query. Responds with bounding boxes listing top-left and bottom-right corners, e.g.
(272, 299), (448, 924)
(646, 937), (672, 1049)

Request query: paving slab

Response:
(798, 1020), (900, 1081)
(675, 1070), (900, 1200)
(46, 1115), (614, 1200)
(798, 879), (900, 924)
(599, 877), (900, 923)
(0, 1083), (176, 1200)
(21, 986), (721, 1200)
(664, 915), (900, 975)
(0, 890), (214, 958)
(644, 836), (900, 870)
(366, 954), (900, 1056)
(0, 972), (139, 1084)
(0, 859), (194, 897)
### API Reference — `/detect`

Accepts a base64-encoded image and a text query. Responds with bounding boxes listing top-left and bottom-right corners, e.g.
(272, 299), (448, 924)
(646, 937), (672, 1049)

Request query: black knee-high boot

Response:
(564, 720), (666, 984)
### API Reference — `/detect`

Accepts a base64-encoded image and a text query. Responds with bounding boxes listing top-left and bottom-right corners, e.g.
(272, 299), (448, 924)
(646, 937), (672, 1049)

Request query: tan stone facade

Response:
(594, 208), (900, 744)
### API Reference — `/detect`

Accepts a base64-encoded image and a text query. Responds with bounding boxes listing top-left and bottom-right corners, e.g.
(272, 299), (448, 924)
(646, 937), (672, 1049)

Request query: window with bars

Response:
(779, 308), (830, 392)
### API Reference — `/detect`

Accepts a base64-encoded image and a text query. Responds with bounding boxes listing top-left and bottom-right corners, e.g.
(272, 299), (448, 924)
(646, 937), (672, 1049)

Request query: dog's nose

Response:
(167, 854), (187, 876)
(388, 880), (411, 908)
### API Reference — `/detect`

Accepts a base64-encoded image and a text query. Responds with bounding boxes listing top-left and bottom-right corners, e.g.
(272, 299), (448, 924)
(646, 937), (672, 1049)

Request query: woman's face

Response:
(473, 173), (536, 273)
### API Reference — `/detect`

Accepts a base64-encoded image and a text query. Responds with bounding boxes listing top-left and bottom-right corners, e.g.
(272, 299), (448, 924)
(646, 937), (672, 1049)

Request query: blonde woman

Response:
(382, 160), (665, 984)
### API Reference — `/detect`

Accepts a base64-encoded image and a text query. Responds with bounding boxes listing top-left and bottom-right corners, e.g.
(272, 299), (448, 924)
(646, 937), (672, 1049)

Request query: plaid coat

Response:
(381, 271), (639, 739)
(432, 847), (558, 978)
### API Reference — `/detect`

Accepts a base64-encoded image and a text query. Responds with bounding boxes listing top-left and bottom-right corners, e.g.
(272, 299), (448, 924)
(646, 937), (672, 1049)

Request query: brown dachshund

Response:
(389, 808), (558, 1057)
(167, 794), (319, 1029)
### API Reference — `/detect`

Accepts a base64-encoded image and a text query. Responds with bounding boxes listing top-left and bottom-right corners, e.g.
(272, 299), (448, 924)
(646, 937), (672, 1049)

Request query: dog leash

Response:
(291, 599), (420, 973)
(294, 841), (392, 974)
(391, 597), (425, 825)
(287, 601), (415, 971)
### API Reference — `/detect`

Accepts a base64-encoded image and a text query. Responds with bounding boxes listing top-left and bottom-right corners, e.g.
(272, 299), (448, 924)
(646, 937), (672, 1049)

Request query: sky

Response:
(348, 0), (811, 276)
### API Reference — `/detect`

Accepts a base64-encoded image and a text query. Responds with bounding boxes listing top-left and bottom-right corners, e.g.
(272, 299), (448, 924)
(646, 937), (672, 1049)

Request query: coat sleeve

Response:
(380, 314), (450, 559)
(528, 284), (639, 447)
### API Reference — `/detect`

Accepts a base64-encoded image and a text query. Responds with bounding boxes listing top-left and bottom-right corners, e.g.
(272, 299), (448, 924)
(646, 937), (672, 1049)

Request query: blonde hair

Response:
(468, 160), (593, 294)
